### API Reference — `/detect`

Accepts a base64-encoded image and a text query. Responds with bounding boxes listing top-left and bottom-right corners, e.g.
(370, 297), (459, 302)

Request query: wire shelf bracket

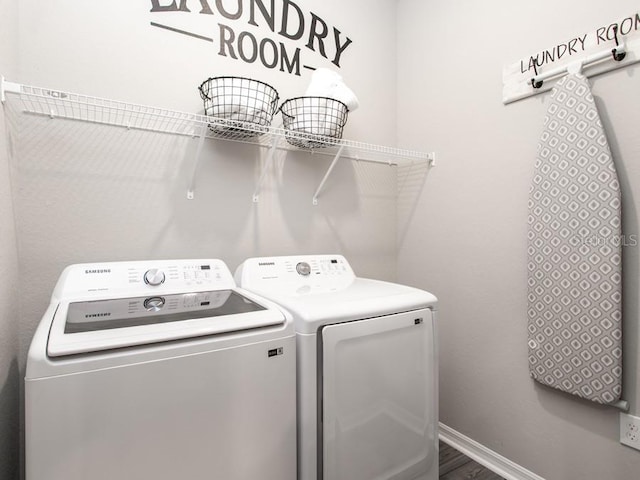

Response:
(0, 77), (21, 104)
(252, 140), (279, 203)
(312, 145), (345, 206)
(1, 76), (435, 202)
(186, 123), (209, 200)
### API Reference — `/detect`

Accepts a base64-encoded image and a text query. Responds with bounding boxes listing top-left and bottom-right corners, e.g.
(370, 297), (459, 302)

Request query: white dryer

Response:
(235, 254), (439, 480)
(25, 259), (296, 480)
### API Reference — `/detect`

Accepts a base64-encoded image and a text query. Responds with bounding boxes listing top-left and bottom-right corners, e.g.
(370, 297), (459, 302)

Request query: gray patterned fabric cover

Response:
(527, 73), (622, 405)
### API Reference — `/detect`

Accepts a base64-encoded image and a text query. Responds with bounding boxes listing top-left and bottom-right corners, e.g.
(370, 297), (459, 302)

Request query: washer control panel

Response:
(288, 257), (351, 278)
(55, 259), (236, 298)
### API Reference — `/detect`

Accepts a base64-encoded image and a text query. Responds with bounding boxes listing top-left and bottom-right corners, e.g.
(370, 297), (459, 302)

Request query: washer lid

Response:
(47, 288), (285, 357)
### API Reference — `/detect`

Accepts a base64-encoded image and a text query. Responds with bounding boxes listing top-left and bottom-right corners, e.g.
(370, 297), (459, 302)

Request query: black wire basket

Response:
(198, 76), (279, 139)
(279, 97), (349, 149)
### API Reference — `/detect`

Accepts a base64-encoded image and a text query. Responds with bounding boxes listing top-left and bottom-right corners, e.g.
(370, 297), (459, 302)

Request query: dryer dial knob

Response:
(143, 296), (165, 312)
(144, 269), (166, 286)
(296, 262), (311, 276)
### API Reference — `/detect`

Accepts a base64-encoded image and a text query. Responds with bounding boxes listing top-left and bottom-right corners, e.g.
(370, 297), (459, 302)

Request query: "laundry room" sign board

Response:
(503, 12), (640, 104)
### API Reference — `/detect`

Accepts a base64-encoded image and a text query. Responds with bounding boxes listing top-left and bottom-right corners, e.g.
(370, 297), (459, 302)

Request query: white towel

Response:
(304, 68), (359, 111)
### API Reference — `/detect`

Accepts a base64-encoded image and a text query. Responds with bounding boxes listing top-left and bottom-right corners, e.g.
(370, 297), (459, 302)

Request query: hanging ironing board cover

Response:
(527, 73), (622, 404)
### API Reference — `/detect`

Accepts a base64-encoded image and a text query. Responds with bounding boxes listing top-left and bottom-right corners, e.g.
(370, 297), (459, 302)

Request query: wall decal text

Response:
(149, 0), (354, 76)
(519, 13), (640, 73)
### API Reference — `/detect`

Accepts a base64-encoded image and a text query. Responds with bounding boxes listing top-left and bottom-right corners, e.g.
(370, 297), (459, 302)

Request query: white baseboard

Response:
(439, 423), (546, 480)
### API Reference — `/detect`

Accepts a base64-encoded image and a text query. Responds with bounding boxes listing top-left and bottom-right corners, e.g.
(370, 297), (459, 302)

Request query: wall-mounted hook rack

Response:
(528, 40), (628, 92)
(503, 16), (640, 104)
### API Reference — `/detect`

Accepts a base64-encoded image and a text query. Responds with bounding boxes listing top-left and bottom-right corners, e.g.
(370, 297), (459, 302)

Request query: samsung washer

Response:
(235, 254), (439, 480)
(25, 259), (296, 480)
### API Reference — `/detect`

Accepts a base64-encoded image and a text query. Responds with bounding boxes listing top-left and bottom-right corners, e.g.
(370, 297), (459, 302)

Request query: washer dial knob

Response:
(296, 262), (311, 276)
(143, 296), (165, 312)
(144, 269), (166, 286)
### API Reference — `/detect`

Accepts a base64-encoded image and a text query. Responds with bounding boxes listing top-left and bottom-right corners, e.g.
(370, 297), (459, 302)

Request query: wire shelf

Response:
(1, 76), (435, 203)
(2, 79), (433, 165)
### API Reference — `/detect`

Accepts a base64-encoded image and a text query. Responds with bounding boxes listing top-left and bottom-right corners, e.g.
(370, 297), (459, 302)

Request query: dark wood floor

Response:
(439, 441), (506, 480)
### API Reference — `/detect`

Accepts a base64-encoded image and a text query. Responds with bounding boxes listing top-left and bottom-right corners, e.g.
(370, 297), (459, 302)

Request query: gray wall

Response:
(9, 1), (402, 375)
(6, 2), (404, 476)
(0, 0), (20, 478)
(8, 1), (640, 479)
(397, 0), (640, 478)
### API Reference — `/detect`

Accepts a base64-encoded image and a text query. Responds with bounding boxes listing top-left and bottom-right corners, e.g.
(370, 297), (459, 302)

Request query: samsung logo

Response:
(85, 269), (111, 274)
(85, 313), (111, 318)
(258, 262), (275, 266)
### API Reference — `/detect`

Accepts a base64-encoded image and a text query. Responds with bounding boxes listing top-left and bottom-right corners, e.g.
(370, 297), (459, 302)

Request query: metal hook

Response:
(530, 60), (543, 89)
(612, 25), (627, 61)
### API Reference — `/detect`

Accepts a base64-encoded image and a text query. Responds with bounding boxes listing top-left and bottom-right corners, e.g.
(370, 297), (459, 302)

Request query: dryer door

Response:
(320, 309), (437, 480)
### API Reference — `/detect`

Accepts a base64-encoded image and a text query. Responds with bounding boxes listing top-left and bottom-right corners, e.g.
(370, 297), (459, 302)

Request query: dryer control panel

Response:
(53, 259), (236, 300)
(235, 255), (356, 295)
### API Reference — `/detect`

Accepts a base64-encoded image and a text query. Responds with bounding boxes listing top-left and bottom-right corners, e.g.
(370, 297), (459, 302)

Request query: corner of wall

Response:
(0, 1), (22, 478)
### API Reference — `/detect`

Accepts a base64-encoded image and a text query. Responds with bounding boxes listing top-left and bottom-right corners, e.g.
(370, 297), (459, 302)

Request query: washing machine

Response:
(25, 259), (296, 480)
(235, 254), (439, 480)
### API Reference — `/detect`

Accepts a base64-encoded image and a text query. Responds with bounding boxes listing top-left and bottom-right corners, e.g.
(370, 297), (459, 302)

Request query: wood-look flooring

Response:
(439, 441), (506, 480)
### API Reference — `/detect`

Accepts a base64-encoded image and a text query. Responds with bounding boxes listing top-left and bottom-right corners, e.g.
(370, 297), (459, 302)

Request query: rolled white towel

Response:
(304, 68), (359, 111)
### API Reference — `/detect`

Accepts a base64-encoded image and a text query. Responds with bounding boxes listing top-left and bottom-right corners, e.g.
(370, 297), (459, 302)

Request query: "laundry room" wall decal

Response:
(149, 0), (354, 75)
(518, 12), (640, 74)
(503, 12), (640, 103)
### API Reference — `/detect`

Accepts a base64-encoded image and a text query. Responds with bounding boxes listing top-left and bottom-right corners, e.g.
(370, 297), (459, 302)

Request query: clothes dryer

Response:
(235, 254), (438, 480)
(25, 259), (296, 480)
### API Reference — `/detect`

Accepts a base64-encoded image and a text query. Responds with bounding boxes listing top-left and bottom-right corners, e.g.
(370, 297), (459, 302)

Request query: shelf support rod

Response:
(312, 145), (345, 206)
(187, 123), (209, 200)
(252, 138), (279, 203)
